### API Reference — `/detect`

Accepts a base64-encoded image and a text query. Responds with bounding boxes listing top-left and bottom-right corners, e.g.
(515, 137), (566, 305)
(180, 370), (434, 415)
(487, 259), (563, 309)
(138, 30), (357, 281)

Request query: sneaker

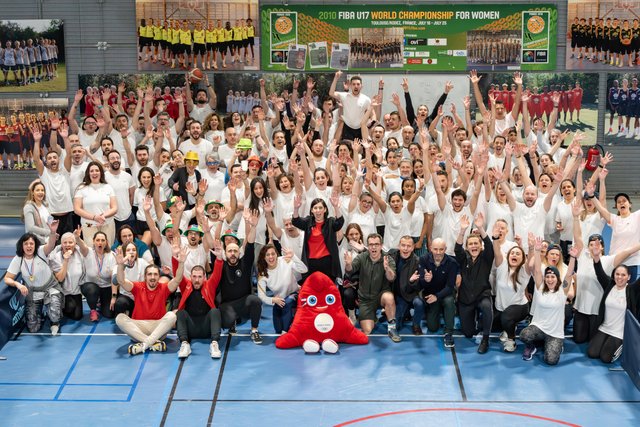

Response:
(321, 339), (339, 354)
(250, 330), (263, 345)
(303, 339), (320, 353)
(444, 333), (455, 348)
(627, 129), (635, 138)
(150, 341), (167, 352)
(499, 331), (508, 343)
(611, 344), (623, 363)
(522, 344), (537, 361)
(503, 339), (517, 353)
(209, 341), (221, 358)
(90, 309), (99, 322)
(50, 324), (59, 336)
(128, 342), (146, 355)
(617, 129), (626, 137)
(388, 326), (401, 343)
(178, 341), (192, 358)
(477, 337), (489, 354)
(412, 325), (423, 336)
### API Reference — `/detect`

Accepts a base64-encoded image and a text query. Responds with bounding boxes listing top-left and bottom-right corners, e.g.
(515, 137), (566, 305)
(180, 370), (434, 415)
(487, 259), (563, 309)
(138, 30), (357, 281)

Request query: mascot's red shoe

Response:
(275, 272), (368, 352)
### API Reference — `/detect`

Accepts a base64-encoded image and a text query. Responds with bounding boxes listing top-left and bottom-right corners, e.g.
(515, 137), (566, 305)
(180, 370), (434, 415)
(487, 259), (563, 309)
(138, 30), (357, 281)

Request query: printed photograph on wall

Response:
(135, 0), (259, 72)
(566, 0), (640, 71)
(261, 4), (557, 72)
(0, 98), (68, 170)
(604, 72), (640, 144)
(0, 19), (66, 93)
(473, 72), (600, 146)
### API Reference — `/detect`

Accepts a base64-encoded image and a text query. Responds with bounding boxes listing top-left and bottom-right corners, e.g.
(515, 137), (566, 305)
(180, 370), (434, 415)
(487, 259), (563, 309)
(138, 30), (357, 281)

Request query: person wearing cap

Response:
(142, 195), (186, 272)
(168, 150), (202, 209)
(591, 191), (640, 281)
(570, 200), (640, 344)
(177, 120), (213, 171)
(520, 236), (576, 365)
(115, 244), (186, 356)
(181, 218), (213, 281)
(224, 137), (253, 170)
(246, 155), (263, 181)
(217, 209), (263, 344)
(205, 199), (235, 240)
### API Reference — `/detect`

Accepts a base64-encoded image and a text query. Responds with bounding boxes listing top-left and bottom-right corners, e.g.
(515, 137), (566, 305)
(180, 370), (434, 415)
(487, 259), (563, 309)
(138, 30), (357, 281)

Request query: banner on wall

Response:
(261, 4), (557, 72)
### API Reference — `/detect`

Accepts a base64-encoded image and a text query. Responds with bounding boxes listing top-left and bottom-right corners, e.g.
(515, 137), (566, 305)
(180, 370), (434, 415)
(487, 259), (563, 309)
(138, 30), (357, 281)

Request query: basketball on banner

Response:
(179, 0), (202, 11)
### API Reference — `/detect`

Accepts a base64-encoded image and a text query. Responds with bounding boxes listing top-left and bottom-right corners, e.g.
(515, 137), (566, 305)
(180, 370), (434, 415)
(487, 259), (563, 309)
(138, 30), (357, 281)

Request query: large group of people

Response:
(568, 16), (640, 67)
(607, 77), (640, 138)
(1, 38), (59, 86)
(467, 34), (521, 66)
(3, 69), (639, 366)
(137, 18), (256, 70)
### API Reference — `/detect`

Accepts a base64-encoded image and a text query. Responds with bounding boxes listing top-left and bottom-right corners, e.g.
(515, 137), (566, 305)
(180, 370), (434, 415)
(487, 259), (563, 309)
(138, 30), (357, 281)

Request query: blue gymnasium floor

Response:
(1, 218), (639, 427)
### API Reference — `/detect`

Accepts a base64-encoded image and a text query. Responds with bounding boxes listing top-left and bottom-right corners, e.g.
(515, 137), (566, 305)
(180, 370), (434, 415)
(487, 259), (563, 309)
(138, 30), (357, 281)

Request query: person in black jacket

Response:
(455, 213), (495, 354)
(168, 150), (202, 209)
(292, 194), (344, 282)
(418, 237), (459, 348)
(388, 236), (421, 335)
(589, 255), (640, 363)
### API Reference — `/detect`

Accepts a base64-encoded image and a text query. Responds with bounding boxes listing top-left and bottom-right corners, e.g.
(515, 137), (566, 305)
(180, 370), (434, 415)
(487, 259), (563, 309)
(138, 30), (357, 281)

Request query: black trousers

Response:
(114, 294), (135, 316)
(177, 308), (221, 342)
(573, 311), (599, 343)
(493, 303), (529, 339)
(459, 296), (493, 338)
(81, 282), (114, 318)
(63, 294), (83, 321)
(587, 330), (623, 363)
(219, 294), (262, 329)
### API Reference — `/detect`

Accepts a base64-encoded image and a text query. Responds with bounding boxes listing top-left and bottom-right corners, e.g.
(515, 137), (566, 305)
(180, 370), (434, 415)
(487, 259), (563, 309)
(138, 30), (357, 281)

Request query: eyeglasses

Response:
(206, 161), (220, 166)
(368, 243), (381, 247)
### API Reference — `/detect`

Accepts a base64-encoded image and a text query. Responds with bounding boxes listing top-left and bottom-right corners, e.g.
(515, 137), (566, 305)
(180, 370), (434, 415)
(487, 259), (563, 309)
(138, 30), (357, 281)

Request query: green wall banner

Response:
(261, 4), (557, 72)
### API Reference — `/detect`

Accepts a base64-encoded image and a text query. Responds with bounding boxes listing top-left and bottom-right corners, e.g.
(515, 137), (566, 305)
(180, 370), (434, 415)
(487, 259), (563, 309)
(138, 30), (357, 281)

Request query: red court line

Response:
(334, 408), (581, 427)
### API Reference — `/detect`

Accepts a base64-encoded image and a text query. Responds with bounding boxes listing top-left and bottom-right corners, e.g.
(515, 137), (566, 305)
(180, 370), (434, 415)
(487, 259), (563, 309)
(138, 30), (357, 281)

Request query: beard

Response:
(197, 99), (207, 105)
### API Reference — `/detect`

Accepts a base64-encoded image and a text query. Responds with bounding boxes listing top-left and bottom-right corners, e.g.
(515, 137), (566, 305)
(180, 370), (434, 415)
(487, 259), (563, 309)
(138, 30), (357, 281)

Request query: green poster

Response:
(261, 4), (557, 72)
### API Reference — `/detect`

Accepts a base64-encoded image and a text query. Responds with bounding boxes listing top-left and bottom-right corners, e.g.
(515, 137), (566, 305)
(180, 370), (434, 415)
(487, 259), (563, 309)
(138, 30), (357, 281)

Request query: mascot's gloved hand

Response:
(275, 272), (368, 351)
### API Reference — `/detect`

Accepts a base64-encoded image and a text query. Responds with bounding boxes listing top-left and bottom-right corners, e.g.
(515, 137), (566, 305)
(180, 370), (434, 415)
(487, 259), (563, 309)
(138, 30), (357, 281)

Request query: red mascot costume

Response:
(275, 272), (368, 353)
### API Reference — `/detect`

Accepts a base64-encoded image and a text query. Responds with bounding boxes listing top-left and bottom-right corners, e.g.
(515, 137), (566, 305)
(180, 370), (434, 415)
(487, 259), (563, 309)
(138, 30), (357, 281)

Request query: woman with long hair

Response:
(81, 231), (118, 321)
(339, 223), (367, 324)
(22, 180), (52, 243)
(257, 244), (307, 334)
(73, 161), (117, 244)
(133, 166), (163, 246)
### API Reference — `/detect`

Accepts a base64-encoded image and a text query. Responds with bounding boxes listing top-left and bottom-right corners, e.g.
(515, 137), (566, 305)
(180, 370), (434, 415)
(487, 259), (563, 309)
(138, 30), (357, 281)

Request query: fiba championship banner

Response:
(261, 4), (557, 72)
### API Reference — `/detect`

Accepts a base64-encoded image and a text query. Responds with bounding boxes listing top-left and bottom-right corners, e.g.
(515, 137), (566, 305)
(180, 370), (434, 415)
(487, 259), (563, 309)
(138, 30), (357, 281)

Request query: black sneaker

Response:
(477, 337), (489, 354)
(250, 330), (263, 344)
(444, 333), (455, 348)
(228, 322), (237, 334)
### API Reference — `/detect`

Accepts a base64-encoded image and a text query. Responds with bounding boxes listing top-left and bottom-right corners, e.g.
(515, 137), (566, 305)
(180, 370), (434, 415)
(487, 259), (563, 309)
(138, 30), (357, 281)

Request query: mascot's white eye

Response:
(325, 294), (336, 305)
(307, 295), (318, 306)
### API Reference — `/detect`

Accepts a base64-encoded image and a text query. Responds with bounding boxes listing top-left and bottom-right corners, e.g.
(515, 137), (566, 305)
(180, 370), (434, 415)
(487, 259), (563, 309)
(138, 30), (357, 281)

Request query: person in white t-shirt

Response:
(73, 161), (118, 244)
(469, 69), (522, 138)
(185, 73), (217, 124)
(105, 150), (136, 231)
(329, 70), (371, 140)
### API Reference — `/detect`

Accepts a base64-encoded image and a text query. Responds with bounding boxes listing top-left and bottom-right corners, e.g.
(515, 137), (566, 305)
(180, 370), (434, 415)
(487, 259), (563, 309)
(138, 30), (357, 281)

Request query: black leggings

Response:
(494, 303), (530, 339)
(114, 295), (135, 316)
(63, 294), (83, 321)
(341, 285), (358, 311)
(177, 308), (222, 342)
(81, 282), (114, 318)
(304, 256), (334, 282)
(459, 296), (493, 338)
(219, 294), (262, 329)
(587, 330), (623, 363)
(573, 311), (599, 343)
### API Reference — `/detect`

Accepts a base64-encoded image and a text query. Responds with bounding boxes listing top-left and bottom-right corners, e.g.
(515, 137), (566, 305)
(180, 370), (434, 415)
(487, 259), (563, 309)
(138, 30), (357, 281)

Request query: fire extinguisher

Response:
(585, 144), (604, 171)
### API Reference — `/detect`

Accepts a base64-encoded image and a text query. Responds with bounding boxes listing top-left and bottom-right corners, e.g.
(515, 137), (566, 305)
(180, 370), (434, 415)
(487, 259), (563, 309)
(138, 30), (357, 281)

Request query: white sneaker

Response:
(209, 341), (222, 358)
(499, 331), (508, 343)
(178, 341), (192, 359)
(503, 339), (517, 352)
(617, 128), (626, 137)
(50, 325), (59, 336)
(321, 339), (339, 354)
(303, 339), (320, 353)
(627, 129), (634, 138)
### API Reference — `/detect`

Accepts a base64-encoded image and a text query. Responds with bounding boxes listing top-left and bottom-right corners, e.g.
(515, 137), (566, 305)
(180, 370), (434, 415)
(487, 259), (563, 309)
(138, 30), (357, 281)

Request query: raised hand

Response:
(115, 246), (125, 265)
(459, 214), (470, 230)
(198, 178), (208, 195)
(569, 245), (580, 259)
(74, 89), (84, 103)
(410, 270), (419, 282)
(468, 69), (482, 85)
(600, 151), (613, 167)
(282, 247), (294, 263)
(424, 269), (433, 282)
(143, 195), (153, 212)
(513, 71), (523, 86)
(262, 197), (274, 213)
(474, 212), (485, 229)
(212, 239), (224, 259)
(293, 193), (303, 209)
(571, 197), (582, 217)
(177, 245), (189, 263)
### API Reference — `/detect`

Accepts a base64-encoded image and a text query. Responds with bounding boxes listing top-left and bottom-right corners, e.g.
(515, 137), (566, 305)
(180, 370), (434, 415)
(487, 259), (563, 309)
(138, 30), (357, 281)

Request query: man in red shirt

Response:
(115, 245), (186, 355)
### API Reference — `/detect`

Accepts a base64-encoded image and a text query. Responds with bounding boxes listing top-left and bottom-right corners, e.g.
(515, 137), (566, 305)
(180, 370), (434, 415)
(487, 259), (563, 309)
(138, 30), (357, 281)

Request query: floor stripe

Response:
(52, 323), (98, 400)
(450, 347), (467, 402)
(126, 351), (149, 402)
(207, 335), (232, 426)
(170, 398), (640, 404)
(159, 358), (185, 427)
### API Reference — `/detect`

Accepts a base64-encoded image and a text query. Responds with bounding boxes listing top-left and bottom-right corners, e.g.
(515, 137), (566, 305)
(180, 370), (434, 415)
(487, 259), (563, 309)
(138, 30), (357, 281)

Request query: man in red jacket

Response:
(175, 242), (224, 359)
(115, 245), (186, 355)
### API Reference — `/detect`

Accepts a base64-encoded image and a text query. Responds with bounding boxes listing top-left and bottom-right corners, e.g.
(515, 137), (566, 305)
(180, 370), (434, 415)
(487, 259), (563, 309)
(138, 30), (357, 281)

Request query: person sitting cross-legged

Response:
(115, 244), (186, 355)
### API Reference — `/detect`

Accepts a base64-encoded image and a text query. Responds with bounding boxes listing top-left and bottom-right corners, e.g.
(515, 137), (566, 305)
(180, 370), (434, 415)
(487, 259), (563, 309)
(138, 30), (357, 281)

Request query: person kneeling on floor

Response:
(174, 239), (225, 359)
(115, 244), (186, 355)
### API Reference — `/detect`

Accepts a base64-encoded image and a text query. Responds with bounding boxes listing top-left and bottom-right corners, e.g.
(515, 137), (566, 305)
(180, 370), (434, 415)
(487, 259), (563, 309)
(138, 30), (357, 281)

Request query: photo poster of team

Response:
(0, 19), (65, 93)
(566, 0), (640, 71)
(605, 72), (640, 144)
(0, 97), (68, 170)
(260, 4), (558, 72)
(135, 0), (259, 72)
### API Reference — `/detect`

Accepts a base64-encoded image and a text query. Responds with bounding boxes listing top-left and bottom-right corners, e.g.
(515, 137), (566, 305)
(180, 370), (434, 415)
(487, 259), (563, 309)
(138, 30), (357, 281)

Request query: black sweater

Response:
(593, 260), (640, 326)
(455, 236), (494, 305)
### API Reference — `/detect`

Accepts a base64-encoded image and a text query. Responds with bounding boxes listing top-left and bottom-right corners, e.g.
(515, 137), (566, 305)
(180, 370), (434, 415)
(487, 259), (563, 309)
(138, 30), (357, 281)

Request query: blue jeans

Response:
(273, 293), (298, 334)
(395, 295), (425, 331)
